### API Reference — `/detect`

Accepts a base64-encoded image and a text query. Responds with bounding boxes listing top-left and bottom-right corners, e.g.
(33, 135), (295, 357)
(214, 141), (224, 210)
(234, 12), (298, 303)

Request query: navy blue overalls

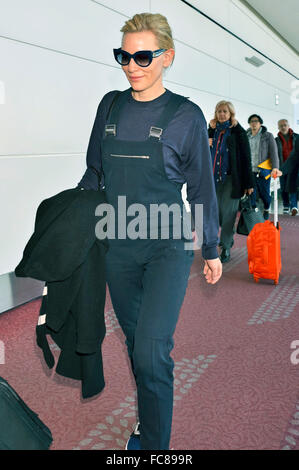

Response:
(101, 89), (194, 450)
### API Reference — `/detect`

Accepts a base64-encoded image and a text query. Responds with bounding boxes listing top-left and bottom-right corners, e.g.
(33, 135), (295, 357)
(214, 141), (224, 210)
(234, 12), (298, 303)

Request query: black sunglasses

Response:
(113, 48), (167, 67)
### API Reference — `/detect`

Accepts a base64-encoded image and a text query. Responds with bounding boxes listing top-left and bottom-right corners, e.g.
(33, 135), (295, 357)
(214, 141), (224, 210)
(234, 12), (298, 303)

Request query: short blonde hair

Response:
(210, 100), (237, 127)
(121, 13), (174, 56)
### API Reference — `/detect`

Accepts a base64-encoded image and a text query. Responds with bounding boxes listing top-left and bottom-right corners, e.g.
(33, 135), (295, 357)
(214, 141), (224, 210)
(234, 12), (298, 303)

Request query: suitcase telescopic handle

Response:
(273, 174), (279, 228)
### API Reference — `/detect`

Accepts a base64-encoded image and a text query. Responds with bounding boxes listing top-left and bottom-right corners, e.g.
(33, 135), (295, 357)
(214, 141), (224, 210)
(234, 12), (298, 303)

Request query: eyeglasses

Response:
(113, 48), (167, 67)
(250, 120), (260, 123)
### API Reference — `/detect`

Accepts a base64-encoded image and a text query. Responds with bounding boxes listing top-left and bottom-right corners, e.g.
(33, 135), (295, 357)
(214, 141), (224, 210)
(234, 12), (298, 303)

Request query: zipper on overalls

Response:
(110, 154), (150, 159)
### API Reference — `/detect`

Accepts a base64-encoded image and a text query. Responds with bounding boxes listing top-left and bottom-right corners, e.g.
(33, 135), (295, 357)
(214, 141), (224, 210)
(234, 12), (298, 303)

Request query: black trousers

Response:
(216, 176), (239, 249)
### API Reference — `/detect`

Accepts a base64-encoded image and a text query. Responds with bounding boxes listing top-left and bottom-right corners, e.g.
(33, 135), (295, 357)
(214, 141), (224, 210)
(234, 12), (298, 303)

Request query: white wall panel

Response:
(167, 41), (230, 98)
(273, 91), (295, 120)
(228, 36), (295, 94)
(0, 0), (128, 68)
(229, 69), (293, 134)
(92, 0), (150, 17)
(186, 0), (231, 25)
(151, 0), (230, 64)
(230, 68), (277, 110)
(0, 154), (87, 275)
(0, 38), (128, 156)
(185, 0), (298, 77)
(229, 0), (299, 77)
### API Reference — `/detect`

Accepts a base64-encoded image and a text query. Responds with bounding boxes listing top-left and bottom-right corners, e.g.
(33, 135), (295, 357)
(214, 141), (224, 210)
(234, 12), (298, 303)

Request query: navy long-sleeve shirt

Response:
(77, 89), (219, 259)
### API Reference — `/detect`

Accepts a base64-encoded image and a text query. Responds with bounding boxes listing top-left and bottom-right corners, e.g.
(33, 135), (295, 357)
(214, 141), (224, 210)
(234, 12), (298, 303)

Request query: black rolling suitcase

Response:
(0, 376), (53, 450)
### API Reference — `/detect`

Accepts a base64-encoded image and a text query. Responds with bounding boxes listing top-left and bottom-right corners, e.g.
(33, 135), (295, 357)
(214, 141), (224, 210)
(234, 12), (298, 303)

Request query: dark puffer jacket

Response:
(285, 137), (299, 193)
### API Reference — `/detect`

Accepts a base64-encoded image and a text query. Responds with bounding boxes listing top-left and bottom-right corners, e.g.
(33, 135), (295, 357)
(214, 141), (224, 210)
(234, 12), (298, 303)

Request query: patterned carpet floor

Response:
(0, 213), (299, 450)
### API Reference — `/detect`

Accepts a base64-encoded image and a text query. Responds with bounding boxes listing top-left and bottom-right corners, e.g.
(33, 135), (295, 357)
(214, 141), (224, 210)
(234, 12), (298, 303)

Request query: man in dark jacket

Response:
(275, 119), (298, 215)
(15, 184), (108, 399)
(247, 114), (280, 220)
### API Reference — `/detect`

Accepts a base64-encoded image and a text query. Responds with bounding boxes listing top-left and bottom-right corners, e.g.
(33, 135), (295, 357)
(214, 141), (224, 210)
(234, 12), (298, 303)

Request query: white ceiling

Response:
(245, 0), (299, 55)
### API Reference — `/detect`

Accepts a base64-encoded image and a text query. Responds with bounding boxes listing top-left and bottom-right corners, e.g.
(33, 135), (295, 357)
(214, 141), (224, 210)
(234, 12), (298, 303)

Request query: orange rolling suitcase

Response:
(247, 176), (281, 285)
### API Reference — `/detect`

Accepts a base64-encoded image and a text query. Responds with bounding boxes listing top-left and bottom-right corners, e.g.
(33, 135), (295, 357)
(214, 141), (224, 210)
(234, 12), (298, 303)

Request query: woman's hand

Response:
(192, 231), (198, 248)
(203, 258), (222, 284)
(209, 138), (213, 147)
(230, 118), (238, 127)
(244, 188), (254, 195)
(271, 168), (282, 178)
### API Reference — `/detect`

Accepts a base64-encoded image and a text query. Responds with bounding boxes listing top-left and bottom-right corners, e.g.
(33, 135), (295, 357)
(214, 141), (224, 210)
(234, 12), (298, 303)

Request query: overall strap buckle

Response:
(105, 124), (116, 136)
(149, 126), (163, 140)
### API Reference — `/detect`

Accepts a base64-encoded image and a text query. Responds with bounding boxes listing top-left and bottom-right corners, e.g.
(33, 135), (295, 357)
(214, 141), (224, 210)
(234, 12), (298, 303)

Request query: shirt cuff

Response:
(201, 244), (219, 260)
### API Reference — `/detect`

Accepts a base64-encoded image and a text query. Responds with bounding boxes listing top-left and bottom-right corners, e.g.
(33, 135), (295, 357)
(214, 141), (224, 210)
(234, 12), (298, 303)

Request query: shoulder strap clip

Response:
(105, 124), (116, 136)
(149, 126), (163, 140)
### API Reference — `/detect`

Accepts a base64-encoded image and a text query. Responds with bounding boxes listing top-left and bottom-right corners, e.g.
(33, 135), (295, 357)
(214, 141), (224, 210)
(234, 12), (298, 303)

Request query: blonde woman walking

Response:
(78, 13), (222, 449)
(208, 101), (254, 262)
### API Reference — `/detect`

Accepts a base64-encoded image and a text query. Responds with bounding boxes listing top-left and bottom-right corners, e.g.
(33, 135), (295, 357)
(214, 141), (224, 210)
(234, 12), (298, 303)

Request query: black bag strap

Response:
(105, 89), (131, 135)
(88, 166), (102, 189)
(86, 91), (122, 188)
(148, 94), (187, 140)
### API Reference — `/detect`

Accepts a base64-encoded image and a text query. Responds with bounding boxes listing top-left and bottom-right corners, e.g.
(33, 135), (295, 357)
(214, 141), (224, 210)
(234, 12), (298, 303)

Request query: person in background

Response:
(283, 136), (299, 215)
(247, 115), (280, 220)
(275, 119), (298, 216)
(208, 101), (254, 263)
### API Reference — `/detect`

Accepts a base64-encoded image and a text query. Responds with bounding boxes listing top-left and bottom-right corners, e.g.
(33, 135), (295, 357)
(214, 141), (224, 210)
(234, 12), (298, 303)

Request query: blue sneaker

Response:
(125, 422), (141, 450)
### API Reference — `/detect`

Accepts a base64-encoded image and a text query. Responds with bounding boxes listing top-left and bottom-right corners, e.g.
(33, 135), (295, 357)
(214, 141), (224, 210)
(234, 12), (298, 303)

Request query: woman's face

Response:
(216, 106), (231, 123)
(121, 31), (174, 99)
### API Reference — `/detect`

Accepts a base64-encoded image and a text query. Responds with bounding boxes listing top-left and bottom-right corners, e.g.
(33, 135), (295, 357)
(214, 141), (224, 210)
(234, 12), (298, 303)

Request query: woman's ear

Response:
(163, 48), (175, 68)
